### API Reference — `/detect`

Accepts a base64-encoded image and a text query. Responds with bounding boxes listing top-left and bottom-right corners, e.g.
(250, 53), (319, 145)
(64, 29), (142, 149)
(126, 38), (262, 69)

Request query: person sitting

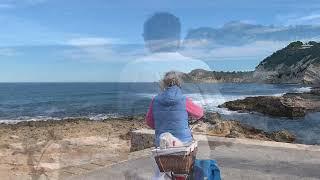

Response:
(145, 71), (204, 147)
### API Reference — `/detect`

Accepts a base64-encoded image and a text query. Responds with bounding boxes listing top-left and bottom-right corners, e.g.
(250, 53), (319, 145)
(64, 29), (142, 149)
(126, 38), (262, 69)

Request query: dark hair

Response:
(143, 12), (181, 41)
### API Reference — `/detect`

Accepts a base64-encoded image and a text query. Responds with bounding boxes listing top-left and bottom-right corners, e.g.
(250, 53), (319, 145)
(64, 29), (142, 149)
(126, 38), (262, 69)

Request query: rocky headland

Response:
(253, 41), (320, 85)
(181, 41), (320, 86)
(181, 69), (254, 83)
(220, 87), (320, 118)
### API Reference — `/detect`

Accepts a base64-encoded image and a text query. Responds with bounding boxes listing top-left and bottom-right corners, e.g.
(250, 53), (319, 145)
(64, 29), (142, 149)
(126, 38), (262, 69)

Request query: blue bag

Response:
(192, 159), (221, 180)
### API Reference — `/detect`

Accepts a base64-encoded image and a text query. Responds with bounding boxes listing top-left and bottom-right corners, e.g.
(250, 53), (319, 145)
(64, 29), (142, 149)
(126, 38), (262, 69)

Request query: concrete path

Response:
(69, 135), (320, 180)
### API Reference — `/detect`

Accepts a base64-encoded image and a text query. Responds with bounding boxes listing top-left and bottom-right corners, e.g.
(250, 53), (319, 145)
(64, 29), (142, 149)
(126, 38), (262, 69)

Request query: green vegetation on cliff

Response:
(258, 41), (320, 70)
(182, 69), (253, 83)
(255, 41), (320, 84)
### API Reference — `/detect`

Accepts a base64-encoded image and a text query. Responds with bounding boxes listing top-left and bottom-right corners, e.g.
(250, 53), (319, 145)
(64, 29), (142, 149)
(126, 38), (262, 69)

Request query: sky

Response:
(1, 0), (320, 82)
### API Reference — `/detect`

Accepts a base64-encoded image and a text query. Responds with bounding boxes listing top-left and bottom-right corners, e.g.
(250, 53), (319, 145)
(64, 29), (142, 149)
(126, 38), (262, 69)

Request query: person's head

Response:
(160, 71), (183, 90)
(143, 12), (181, 53)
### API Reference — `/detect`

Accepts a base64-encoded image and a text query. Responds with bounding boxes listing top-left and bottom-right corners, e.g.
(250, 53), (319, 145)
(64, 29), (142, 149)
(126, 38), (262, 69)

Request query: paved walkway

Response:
(69, 136), (320, 180)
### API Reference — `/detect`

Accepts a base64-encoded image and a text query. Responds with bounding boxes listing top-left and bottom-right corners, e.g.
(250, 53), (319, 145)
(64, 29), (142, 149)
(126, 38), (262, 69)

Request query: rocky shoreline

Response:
(193, 112), (295, 143)
(220, 87), (320, 118)
(0, 116), (150, 180)
(0, 113), (296, 179)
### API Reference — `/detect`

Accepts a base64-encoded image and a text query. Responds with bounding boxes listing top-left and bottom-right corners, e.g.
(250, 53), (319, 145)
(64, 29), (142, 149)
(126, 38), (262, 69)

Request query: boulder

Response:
(202, 112), (223, 124)
(268, 130), (296, 143)
(130, 129), (155, 152)
(220, 96), (307, 118)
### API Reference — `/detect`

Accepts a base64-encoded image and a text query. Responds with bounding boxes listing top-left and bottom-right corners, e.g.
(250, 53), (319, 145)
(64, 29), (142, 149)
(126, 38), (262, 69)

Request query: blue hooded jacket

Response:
(152, 85), (192, 146)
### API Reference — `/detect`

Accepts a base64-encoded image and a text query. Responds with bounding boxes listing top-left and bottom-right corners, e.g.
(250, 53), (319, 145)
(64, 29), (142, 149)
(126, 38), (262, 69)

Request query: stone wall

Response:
(130, 129), (155, 152)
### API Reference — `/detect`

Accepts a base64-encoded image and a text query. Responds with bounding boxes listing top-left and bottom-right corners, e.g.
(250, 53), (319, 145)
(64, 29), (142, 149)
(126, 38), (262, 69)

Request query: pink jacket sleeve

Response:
(186, 97), (204, 119)
(145, 98), (155, 129)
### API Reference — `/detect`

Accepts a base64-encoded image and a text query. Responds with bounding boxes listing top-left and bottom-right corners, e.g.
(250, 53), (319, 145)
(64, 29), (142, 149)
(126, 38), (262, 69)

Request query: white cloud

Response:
(183, 20), (320, 61)
(208, 41), (287, 59)
(279, 12), (320, 25)
(0, 48), (18, 57)
(182, 40), (288, 60)
(0, 3), (14, 9)
(0, 0), (47, 9)
(66, 37), (123, 47)
(63, 36), (141, 62)
(298, 14), (320, 22)
(24, 0), (47, 4)
(0, 15), (67, 46)
(63, 45), (145, 63)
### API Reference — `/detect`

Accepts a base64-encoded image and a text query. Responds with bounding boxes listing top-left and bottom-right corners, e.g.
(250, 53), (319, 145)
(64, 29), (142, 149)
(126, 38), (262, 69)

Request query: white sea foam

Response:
(0, 116), (60, 124)
(44, 107), (65, 114)
(272, 93), (286, 97)
(136, 93), (157, 98)
(185, 93), (246, 107)
(0, 113), (123, 124)
(184, 93), (249, 115)
(294, 87), (312, 93)
(88, 113), (121, 121)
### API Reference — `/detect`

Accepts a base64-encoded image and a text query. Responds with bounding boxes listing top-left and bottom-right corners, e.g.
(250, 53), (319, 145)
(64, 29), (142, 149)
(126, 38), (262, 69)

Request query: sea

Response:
(0, 82), (319, 145)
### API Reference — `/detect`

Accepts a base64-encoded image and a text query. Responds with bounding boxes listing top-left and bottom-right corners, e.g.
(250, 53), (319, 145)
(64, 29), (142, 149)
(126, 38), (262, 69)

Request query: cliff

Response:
(182, 41), (320, 85)
(254, 41), (320, 85)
